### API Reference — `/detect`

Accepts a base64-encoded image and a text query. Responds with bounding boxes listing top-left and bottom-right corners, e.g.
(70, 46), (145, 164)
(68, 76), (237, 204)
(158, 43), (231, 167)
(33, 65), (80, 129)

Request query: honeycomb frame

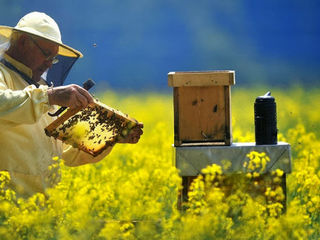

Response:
(45, 101), (141, 156)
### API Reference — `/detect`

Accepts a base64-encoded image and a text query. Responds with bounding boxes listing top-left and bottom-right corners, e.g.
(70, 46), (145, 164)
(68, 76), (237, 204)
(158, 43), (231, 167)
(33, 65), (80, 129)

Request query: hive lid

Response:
(168, 70), (235, 87)
(45, 100), (142, 157)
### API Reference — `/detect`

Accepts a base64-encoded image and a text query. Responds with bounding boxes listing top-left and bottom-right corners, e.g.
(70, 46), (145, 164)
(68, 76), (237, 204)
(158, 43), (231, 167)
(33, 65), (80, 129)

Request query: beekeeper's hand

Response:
(48, 84), (94, 109)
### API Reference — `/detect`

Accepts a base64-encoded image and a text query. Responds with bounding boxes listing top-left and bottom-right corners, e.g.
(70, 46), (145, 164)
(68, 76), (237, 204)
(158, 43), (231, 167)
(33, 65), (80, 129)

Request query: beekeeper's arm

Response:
(0, 68), (52, 128)
(0, 67), (93, 126)
(62, 145), (114, 167)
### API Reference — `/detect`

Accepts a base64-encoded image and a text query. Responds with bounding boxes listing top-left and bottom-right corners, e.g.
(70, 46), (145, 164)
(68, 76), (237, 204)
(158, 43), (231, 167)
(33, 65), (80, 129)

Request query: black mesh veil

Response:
(45, 55), (79, 87)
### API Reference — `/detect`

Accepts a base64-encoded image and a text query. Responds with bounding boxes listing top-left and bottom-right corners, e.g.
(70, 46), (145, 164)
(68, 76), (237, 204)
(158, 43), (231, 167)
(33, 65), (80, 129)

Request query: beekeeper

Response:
(0, 12), (142, 197)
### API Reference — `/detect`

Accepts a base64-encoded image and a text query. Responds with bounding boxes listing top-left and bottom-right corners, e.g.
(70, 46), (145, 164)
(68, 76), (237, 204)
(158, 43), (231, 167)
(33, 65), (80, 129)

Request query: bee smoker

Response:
(254, 91), (278, 145)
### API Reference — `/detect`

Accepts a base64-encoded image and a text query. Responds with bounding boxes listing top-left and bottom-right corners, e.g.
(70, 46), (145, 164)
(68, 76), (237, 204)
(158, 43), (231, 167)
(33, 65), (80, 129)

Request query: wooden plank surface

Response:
(224, 86), (232, 145)
(177, 86), (227, 142)
(168, 71), (235, 87)
(173, 87), (182, 146)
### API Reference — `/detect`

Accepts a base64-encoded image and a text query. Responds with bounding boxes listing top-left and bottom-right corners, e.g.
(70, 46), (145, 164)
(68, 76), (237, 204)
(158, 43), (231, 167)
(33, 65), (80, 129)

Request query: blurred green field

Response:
(0, 87), (319, 239)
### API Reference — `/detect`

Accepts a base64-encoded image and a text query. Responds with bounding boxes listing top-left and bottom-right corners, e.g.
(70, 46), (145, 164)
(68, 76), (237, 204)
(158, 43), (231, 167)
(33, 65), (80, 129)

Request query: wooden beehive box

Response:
(168, 71), (235, 146)
(45, 100), (142, 157)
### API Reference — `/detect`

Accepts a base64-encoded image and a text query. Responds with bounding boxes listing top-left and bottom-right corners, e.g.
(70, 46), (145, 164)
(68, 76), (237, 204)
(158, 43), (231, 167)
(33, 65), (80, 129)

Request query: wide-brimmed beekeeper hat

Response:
(0, 11), (83, 58)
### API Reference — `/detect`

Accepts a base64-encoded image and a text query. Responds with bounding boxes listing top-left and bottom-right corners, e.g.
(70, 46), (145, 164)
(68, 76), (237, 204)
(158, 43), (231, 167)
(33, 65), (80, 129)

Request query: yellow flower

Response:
(246, 173), (252, 179)
(253, 172), (260, 178)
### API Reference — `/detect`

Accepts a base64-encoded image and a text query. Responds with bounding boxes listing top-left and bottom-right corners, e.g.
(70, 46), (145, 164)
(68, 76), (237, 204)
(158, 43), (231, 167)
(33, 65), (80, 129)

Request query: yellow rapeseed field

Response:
(0, 87), (319, 239)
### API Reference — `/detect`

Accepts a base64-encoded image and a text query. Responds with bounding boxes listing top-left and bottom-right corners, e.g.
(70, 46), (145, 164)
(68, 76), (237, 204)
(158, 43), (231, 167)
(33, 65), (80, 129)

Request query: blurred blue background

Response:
(1, 0), (319, 91)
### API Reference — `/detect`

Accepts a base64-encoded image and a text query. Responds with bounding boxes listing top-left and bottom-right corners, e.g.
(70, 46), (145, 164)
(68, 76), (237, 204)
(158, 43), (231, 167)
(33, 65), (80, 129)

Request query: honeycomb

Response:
(45, 101), (141, 156)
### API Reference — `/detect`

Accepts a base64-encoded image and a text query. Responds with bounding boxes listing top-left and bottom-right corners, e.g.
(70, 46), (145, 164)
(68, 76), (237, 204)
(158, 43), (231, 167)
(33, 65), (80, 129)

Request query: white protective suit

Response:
(0, 53), (112, 196)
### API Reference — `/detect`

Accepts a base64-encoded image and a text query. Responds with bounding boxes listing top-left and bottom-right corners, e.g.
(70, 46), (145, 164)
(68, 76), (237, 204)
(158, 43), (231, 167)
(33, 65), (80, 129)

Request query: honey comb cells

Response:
(45, 101), (141, 156)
